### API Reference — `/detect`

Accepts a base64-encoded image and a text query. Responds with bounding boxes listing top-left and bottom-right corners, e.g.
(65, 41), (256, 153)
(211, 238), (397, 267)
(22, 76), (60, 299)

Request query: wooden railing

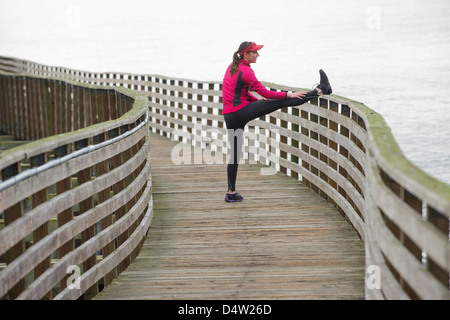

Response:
(0, 63), (151, 299)
(1, 56), (449, 300)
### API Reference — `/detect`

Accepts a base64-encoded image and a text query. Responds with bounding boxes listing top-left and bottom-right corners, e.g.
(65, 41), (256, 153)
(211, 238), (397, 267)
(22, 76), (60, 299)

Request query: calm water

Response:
(1, 0), (449, 184)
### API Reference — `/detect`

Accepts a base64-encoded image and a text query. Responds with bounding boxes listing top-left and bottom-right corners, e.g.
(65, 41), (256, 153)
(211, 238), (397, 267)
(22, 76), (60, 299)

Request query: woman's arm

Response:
(245, 69), (306, 100)
(287, 91), (307, 99)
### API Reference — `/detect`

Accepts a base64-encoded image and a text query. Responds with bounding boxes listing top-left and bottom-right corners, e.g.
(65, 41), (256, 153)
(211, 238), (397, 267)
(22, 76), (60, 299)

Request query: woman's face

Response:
(244, 51), (259, 64)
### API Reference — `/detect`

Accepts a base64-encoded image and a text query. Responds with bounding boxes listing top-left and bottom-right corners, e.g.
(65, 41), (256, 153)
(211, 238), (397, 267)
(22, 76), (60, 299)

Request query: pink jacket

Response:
(222, 59), (287, 114)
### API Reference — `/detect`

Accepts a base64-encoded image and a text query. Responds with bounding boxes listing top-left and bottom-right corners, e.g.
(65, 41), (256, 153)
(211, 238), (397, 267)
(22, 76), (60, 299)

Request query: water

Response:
(1, 0), (449, 185)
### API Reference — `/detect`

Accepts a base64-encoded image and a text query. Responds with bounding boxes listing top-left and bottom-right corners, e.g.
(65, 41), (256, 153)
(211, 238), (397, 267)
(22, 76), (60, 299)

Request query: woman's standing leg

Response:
(226, 127), (244, 193)
(223, 110), (246, 201)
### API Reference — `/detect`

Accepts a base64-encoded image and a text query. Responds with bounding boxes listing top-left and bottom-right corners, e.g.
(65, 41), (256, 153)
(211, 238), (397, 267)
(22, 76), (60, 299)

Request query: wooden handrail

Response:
(0, 66), (151, 300)
(1, 56), (449, 300)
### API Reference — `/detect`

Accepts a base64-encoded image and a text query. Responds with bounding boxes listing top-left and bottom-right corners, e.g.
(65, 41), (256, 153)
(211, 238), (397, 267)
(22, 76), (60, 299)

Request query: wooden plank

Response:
(0, 76), (6, 133)
(1, 162), (25, 299)
(5, 76), (13, 135)
(55, 144), (74, 291)
(116, 123), (132, 273)
(3, 61), (449, 300)
(95, 132), (115, 286)
(16, 76), (25, 140)
(43, 79), (52, 137)
(0, 137), (151, 260)
(36, 78), (45, 139)
(74, 138), (98, 299)
(95, 133), (365, 300)
(25, 76), (34, 140)
(0, 124), (147, 213)
(55, 183), (153, 300)
(16, 161), (152, 299)
(11, 76), (19, 139)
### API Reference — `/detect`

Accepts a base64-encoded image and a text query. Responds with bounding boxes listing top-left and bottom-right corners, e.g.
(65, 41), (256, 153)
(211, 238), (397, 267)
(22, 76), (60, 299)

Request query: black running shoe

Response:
(318, 69), (332, 94)
(225, 192), (244, 202)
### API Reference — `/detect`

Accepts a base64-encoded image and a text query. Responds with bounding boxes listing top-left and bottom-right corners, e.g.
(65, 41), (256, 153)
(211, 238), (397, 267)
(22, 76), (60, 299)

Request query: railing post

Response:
(116, 125), (132, 273)
(82, 87), (90, 127)
(65, 83), (72, 134)
(72, 85), (80, 131)
(25, 76), (33, 140)
(54, 80), (62, 135)
(280, 108), (288, 175)
(48, 79), (57, 136)
(54, 144), (74, 291)
(43, 79), (52, 137)
(30, 153), (52, 299)
(5, 75), (13, 135)
(109, 89), (117, 120)
(74, 138), (98, 299)
(2, 163), (25, 299)
(300, 109), (310, 188)
(90, 88), (98, 125)
(319, 99), (329, 200)
(16, 76), (25, 140)
(427, 207), (449, 290)
(11, 75), (19, 139)
(107, 127), (126, 275)
(93, 133), (115, 287)
(102, 90), (109, 122)
(0, 75), (6, 133)
(36, 78), (45, 139)
(328, 101), (339, 207)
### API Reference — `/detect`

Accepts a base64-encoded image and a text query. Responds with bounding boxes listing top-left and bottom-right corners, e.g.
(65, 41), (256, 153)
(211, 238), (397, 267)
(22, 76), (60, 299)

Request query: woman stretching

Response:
(222, 41), (332, 202)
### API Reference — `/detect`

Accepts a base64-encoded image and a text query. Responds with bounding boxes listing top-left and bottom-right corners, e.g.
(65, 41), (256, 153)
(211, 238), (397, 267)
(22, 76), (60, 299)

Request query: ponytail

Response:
(229, 41), (253, 77)
(229, 51), (241, 77)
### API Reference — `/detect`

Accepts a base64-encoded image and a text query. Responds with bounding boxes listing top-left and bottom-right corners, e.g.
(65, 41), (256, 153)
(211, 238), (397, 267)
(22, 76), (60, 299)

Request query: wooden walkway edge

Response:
(94, 133), (365, 300)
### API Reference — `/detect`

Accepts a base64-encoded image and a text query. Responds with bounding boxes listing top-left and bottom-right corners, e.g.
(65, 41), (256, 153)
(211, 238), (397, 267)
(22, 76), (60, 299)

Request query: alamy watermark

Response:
(66, 265), (81, 290)
(66, 265), (381, 292)
(170, 123), (280, 175)
(366, 265), (381, 290)
(366, 5), (382, 30)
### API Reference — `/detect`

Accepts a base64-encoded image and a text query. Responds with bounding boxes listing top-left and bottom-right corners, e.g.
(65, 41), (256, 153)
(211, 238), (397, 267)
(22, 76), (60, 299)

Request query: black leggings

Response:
(223, 89), (318, 192)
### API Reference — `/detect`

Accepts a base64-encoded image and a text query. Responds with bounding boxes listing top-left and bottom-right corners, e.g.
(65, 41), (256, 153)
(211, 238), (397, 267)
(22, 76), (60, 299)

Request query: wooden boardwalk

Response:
(95, 133), (365, 300)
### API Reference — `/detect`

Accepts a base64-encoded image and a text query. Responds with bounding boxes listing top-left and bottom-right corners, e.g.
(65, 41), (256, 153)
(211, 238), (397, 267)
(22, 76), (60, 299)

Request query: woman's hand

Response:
(287, 91), (307, 99)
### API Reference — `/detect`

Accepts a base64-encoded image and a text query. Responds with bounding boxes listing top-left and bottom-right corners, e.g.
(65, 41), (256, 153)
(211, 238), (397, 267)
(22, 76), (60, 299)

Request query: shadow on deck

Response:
(95, 133), (365, 300)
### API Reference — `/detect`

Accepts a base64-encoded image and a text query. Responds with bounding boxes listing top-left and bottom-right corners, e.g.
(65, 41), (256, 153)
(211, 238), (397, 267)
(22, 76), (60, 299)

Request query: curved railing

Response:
(0, 63), (152, 299)
(1, 56), (449, 300)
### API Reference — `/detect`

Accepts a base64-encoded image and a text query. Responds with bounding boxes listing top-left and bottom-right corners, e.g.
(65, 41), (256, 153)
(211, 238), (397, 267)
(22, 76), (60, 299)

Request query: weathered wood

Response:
(1, 56), (450, 300)
(0, 125), (147, 215)
(1, 162), (25, 299)
(116, 124), (132, 273)
(36, 78), (45, 139)
(0, 143), (150, 298)
(55, 182), (153, 300)
(95, 133), (115, 286)
(0, 76), (6, 133)
(95, 133), (365, 300)
(30, 153), (51, 299)
(55, 145), (74, 284)
(11, 75), (19, 139)
(25, 76), (34, 140)
(0, 135), (150, 261)
(0, 68), (150, 300)
(75, 138), (97, 298)
(17, 158), (152, 299)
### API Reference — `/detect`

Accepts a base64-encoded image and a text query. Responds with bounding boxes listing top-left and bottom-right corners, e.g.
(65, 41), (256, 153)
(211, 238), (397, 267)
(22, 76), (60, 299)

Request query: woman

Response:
(222, 41), (332, 202)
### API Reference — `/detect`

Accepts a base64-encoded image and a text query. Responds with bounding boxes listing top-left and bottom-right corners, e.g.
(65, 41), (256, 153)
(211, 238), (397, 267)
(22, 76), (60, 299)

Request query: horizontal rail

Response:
(1, 55), (449, 300)
(0, 111), (148, 192)
(0, 65), (152, 300)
